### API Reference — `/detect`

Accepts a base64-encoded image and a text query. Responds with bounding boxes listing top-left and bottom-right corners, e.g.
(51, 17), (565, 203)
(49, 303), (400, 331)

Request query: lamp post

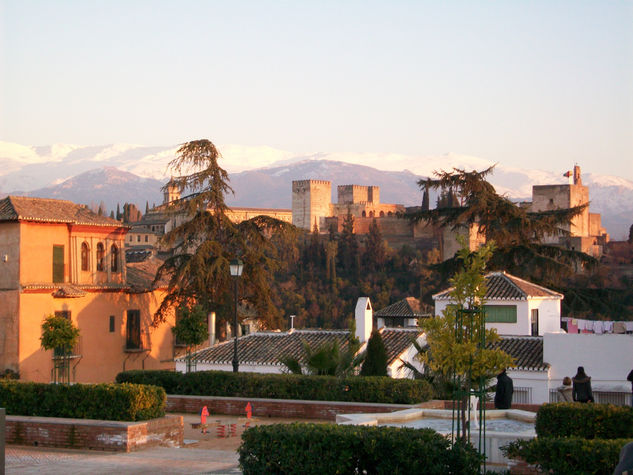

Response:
(229, 258), (243, 372)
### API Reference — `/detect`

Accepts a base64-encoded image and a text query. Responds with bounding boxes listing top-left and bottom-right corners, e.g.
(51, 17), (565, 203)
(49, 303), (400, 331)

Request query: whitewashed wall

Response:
(507, 369), (551, 404)
(175, 361), (284, 374)
(543, 333), (633, 392)
(434, 297), (561, 337)
(388, 335), (426, 379)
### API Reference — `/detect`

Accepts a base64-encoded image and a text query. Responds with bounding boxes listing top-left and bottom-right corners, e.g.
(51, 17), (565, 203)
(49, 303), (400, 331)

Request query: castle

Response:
(529, 165), (608, 257)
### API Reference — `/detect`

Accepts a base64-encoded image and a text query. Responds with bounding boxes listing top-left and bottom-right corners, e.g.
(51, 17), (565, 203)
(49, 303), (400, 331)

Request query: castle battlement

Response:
(292, 179), (331, 188)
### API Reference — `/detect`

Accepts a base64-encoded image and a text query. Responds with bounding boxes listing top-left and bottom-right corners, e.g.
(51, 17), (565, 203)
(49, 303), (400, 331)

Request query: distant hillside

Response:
(6, 167), (164, 214)
(225, 160), (429, 209)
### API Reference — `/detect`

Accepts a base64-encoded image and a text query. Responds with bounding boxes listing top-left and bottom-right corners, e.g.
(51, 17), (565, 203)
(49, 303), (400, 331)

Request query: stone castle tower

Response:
(292, 180), (332, 231)
(163, 179), (181, 205)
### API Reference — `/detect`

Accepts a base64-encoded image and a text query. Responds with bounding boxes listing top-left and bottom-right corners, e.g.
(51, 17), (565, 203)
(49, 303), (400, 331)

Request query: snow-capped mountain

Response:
(1, 141), (631, 239)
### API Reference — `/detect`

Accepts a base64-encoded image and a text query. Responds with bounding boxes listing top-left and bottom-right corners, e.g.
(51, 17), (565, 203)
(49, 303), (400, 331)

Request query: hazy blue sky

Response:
(1, 1), (632, 178)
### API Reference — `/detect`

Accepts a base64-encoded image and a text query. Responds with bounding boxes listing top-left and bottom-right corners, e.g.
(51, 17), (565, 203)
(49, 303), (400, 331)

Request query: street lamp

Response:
(229, 258), (243, 372)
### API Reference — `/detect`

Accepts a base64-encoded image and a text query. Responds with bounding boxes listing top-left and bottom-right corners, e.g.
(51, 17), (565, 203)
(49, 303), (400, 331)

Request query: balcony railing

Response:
(512, 386), (533, 404)
(125, 331), (151, 352)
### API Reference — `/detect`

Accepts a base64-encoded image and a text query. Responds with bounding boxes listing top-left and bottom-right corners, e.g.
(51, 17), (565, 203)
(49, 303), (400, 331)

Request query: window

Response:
(96, 243), (105, 271)
(54, 310), (71, 320)
(109, 315), (115, 333)
(53, 245), (64, 283)
(137, 235), (141, 242)
(81, 242), (90, 271)
(484, 305), (517, 323)
(362, 211), (366, 217)
(126, 310), (141, 349)
(144, 235), (148, 242)
(110, 244), (119, 272)
(531, 309), (539, 336)
(379, 211), (385, 217)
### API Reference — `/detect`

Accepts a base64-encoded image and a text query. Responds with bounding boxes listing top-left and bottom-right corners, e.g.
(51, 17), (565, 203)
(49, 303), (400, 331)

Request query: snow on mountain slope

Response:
(1, 141), (631, 238)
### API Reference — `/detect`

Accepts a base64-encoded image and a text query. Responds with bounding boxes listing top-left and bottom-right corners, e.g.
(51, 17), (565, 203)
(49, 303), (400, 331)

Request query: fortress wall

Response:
(532, 184), (589, 239)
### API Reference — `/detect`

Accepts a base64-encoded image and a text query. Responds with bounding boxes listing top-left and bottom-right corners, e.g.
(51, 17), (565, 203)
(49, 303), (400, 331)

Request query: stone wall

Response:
(4, 415), (183, 451)
(167, 395), (414, 421)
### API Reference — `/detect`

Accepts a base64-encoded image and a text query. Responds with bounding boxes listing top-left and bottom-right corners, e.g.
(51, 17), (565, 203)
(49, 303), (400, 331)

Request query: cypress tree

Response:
(360, 330), (388, 376)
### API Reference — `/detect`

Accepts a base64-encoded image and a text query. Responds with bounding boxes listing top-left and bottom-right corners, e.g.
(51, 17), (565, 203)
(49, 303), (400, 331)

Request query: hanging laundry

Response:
(613, 322), (626, 334)
(603, 321), (614, 333)
(593, 321), (604, 334)
(625, 321), (633, 333)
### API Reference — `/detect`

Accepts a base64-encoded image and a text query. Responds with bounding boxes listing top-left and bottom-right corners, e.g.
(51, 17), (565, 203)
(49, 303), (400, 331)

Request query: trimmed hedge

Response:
(239, 423), (483, 474)
(116, 370), (434, 404)
(535, 403), (633, 439)
(503, 437), (633, 475)
(0, 380), (165, 421)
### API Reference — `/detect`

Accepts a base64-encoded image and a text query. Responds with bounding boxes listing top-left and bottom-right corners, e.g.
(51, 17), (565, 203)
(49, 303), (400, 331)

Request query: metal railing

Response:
(512, 386), (533, 404)
(549, 388), (630, 406)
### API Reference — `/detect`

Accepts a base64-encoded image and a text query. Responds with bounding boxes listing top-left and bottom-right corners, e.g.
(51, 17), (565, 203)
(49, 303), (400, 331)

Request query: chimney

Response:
(355, 297), (373, 343)
(208, 312), (216, 346)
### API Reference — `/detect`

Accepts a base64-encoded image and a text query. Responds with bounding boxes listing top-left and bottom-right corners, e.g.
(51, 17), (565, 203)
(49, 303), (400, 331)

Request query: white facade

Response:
(434, 297), (562, 337)
(543, 333), (633, 392)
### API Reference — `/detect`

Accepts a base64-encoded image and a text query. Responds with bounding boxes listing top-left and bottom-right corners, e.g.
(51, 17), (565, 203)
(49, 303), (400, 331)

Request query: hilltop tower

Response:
(163, 179), (181, 205)
(292, 180), (332, 230)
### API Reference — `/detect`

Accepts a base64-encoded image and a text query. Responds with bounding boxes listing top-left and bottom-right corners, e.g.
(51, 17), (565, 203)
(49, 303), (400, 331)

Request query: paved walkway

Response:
(4, 413), (329, 474)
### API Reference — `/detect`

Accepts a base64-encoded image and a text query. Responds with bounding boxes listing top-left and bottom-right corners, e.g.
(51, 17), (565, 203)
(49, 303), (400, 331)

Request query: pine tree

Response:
(153, 139), (295, 330)
(338, 210), (359, 280)
(408, 166), (595, 284)
(360, 330), (388, 376)
(116, 203), (121, 220)
(145, 201), (150, 214)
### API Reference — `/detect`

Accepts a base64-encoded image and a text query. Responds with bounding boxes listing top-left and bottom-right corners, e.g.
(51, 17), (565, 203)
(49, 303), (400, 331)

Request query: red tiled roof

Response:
(433, 271), (563, 301)
(126, 256), (168, 292)
(0, 196), (124, 227)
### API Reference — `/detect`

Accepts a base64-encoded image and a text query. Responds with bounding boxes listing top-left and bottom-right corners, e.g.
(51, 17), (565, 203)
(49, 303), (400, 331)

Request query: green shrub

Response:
(535, 403), (633, 439)
(239, 423), (482, 474)
(503, 437), (632, 475)
(0, 380), (165, 421)
(116, 370), (434, 404)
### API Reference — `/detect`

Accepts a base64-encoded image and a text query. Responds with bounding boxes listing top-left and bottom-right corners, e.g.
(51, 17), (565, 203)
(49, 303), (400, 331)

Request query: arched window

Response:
(362, 211), (366, 217)
(388, 211), (393, 216)
(81, 242), (90, 271)
(369, 211), (374, 218)
(96, 243), (105, 272)
(111, 244), (119, 272)
(379, 211), (385, 217)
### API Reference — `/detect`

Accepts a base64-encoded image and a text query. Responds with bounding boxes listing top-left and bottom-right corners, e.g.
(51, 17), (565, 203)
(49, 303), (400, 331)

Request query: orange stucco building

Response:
(0, 196), (177, 383)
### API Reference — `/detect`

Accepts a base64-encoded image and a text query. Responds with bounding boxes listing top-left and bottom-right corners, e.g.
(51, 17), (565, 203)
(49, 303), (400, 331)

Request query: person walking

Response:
(494, 369), (514, 409)
(572, 366), (594, 403)
(626, 369), (633, 406)
(557, 376), (573, 402)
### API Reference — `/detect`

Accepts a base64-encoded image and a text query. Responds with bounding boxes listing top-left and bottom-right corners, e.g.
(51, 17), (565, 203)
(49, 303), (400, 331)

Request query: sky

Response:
(1, 0), (632, 179)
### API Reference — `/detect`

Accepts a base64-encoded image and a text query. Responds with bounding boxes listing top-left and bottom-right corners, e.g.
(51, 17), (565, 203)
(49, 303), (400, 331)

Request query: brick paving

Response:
(4, 413), (329, 474)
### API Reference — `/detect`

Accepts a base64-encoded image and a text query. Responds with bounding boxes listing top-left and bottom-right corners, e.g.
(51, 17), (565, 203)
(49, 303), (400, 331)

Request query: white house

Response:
(433, 271), (564, 337)
(176, 297), (425, 378)
(433, 272), (633, 405)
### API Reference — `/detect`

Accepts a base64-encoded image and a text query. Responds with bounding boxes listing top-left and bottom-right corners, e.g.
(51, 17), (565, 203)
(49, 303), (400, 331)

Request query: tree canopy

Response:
(153, 139), (296, 329)
(407, 166), (595, 285)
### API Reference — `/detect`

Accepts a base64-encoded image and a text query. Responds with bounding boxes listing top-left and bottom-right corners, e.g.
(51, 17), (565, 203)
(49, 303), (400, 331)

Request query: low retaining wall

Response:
(167, 395), (415, 421)
(5, 415), (183, 452)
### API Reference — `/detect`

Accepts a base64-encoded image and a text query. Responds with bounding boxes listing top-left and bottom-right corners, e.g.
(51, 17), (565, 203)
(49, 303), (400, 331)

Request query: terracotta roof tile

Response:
(375, 297), (430, 318)
(433, 271), (563, 301)
(126, 256), (167, 292)
(488, 336), (547, 371)
(0, 196), (124, 227)
(379, 328), (423, 365)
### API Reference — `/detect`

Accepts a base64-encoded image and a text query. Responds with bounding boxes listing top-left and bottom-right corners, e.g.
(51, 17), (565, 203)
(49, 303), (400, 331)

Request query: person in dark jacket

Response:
(494, 369), (514, 409)
(572, 366), (594, 403)
(626, 369), (633, 406)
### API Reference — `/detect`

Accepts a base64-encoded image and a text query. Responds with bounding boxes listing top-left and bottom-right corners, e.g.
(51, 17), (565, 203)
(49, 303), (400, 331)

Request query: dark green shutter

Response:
(484, 305), (517, 323)
(52, 245), (64, 283)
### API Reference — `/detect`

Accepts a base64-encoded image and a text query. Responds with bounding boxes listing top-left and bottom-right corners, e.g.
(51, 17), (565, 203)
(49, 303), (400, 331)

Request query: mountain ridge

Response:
(1, 141), (631, 239)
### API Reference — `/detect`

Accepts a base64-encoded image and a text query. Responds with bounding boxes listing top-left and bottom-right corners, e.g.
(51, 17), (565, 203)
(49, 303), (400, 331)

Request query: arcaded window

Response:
(110, 244), (119, 272)
(96, 243), (105, 271)
(81, 242), (90, 271)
